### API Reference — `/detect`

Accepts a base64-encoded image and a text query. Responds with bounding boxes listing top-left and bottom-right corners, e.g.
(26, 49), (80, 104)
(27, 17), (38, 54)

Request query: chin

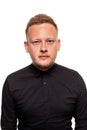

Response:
(35, 62), (54, 71)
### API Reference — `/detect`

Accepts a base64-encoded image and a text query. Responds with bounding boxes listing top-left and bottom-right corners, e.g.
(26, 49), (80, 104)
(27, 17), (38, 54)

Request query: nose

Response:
(40, 41), (48, 52)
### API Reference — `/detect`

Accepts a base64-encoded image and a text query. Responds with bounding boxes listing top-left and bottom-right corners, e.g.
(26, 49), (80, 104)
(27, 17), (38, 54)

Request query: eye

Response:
(46, 39), (54, 44)
(31, 40), (41, 45)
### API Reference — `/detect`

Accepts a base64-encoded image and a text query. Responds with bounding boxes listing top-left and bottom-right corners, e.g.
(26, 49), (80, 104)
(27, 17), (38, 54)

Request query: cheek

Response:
(50, 45), (58, 54)
(29, 47), (39, 58)
(49, 46), (58, 59)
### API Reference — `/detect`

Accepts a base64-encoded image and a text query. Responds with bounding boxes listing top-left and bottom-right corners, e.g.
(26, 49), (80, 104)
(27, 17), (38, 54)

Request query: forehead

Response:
(27, 23), (57, 38)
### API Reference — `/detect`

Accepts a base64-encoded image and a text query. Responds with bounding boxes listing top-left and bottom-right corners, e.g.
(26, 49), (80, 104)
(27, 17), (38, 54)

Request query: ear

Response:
(24, 41), (29, 53)
(57, 39), (61, 51)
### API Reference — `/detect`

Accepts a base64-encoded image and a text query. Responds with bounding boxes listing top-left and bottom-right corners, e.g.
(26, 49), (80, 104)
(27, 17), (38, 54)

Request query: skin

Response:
(24, 23), (60, 71)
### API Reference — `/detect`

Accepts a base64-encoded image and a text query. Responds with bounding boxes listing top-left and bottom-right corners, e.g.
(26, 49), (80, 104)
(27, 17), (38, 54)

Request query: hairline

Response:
(26, 23), (58, 40)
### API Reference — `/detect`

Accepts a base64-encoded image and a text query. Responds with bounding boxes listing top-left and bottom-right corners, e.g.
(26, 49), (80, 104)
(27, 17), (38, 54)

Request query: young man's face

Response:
(24, 23), (60, 71)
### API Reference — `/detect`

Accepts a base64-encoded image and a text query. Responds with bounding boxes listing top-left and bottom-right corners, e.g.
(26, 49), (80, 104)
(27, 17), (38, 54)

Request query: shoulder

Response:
(55, 64), (86, 88)
(3, 64), (34, 91)
(6, 64), (33, 82)
(56, 64), (82, 78)
(54, 64), (87, 95)
(55, 64), (80, 76)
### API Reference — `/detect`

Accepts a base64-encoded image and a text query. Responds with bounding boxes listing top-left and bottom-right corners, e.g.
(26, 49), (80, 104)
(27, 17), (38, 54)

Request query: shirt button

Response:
(43, 82), (46, 85)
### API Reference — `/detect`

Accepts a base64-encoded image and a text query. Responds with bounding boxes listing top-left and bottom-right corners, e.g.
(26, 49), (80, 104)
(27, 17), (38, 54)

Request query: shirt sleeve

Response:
(1, 78), (17, 130)
(74, 75), (87, 130)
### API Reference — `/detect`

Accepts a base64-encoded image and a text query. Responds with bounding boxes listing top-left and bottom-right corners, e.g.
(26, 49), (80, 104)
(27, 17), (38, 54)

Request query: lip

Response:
(39, 55), (49, 60)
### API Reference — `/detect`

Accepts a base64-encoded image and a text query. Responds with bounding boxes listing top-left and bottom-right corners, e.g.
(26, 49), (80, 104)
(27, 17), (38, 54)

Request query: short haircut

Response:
(25, 14), (58, 36)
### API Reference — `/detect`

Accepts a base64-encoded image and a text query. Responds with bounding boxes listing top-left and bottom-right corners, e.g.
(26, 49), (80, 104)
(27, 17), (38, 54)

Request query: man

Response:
(1, 14), (87, 130)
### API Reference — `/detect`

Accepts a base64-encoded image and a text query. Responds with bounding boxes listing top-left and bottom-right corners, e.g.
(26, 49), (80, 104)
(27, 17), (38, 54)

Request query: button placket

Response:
(43, 81), (47, 86)
(41, 74), (49, 121)
(42, 75), (48, 102)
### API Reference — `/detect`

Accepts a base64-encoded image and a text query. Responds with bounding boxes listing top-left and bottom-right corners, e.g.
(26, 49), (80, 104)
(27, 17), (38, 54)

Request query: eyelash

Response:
(46, 40), (54, 43)
(31, 40), (55, 45)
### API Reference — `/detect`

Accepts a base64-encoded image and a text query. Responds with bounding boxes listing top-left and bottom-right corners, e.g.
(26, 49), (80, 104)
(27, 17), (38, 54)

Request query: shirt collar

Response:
(29, 63), (57, 78)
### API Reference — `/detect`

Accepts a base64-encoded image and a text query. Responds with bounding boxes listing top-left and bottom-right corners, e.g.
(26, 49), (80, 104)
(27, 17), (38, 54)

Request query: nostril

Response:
(40, 50), (48, 53)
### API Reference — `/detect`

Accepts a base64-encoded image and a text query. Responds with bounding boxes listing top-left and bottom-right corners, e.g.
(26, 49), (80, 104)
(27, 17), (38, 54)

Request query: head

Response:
(24, 14), (60, 71)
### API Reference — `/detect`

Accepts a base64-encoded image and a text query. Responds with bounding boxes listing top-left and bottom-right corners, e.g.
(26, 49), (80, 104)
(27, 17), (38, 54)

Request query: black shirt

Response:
(1, 63), (87, 130)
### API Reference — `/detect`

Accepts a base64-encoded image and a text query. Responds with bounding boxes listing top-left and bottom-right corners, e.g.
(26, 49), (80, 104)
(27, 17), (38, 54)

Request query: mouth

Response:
(39, 55), (49, 60)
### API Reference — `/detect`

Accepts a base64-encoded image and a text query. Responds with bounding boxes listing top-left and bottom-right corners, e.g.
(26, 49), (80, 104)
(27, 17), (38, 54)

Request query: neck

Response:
(33, 63), (54, 71)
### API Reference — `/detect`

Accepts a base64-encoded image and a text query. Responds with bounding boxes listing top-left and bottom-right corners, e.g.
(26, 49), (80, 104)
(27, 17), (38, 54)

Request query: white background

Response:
(0, 0), (87, 129)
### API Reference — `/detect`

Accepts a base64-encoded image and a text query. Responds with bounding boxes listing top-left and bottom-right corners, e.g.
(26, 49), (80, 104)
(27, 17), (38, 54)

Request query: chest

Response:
(13, 77), (77, 120)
